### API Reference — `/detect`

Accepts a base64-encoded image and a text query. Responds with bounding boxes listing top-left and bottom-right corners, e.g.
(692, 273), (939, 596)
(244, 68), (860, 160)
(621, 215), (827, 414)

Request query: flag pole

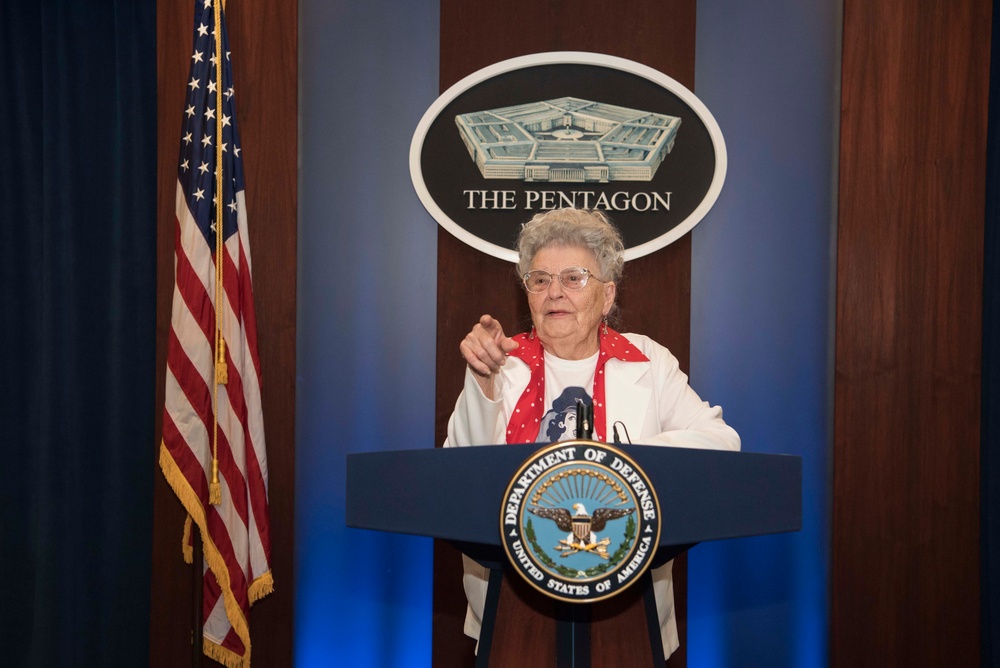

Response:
(209, 0), (227, 507)
(191, 531), (204, 668)
(199, 1), (224, 661)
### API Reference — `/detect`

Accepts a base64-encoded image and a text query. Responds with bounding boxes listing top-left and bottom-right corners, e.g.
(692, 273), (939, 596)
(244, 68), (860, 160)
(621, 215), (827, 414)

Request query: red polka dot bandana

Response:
(505, 327), (648, 444)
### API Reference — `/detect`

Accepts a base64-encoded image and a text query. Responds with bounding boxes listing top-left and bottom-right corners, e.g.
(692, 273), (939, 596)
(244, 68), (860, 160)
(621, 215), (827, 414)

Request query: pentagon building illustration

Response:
(455, 97), (681, 183)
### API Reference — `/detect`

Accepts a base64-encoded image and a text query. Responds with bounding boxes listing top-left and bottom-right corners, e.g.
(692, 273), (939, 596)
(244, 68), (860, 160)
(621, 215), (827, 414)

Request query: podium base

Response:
(476, 567), (665, 668)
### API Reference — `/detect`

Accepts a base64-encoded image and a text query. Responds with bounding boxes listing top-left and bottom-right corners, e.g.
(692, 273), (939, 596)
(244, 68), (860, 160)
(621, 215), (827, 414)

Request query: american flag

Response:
(159, 1), (273, 666)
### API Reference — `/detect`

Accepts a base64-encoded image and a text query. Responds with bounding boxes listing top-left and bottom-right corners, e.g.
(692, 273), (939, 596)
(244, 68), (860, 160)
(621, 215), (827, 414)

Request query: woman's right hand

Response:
(460, 315), (519, 398)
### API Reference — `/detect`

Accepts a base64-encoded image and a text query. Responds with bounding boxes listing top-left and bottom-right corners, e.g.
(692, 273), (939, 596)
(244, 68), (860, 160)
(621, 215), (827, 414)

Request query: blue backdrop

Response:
(297, 0), (840, 665)
(689, 2), (837, 665)
(296, 2), (440, 666)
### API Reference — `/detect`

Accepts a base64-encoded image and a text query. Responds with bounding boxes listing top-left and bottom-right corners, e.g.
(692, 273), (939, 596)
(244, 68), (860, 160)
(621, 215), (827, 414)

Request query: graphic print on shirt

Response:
(538, 386), (592, 443)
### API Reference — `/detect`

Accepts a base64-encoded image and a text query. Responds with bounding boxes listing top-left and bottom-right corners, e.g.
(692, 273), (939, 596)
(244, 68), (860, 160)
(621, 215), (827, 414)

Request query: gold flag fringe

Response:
(160, 442), (272, 668)
(182, 516), (194, 564)
(249, 572), (274, 604)
(205, 637), (248, 668)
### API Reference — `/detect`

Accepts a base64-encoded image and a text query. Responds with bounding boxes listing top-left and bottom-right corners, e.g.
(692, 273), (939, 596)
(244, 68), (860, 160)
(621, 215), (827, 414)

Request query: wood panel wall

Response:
(434, 1), (697, 666)
(150, 0), (297, 665)
(832, 1), (989, 665)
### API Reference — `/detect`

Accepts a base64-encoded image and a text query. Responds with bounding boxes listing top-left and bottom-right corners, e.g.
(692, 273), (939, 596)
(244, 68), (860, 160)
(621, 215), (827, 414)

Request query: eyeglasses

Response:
(522, 266), (605, 293)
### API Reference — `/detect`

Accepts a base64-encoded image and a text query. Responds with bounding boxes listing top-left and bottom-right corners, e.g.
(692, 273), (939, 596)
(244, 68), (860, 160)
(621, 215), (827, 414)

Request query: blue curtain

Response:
(984, 0), (1000, 663)
(0, 0), (156, 664)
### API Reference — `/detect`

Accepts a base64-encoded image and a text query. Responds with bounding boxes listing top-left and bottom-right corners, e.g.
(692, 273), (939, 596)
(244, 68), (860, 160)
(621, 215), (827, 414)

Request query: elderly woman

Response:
(445, 207), (740, 659)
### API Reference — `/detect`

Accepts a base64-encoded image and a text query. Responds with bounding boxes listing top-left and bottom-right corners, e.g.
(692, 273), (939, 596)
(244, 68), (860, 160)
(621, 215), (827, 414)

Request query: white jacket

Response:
(444, 332), (741, 658)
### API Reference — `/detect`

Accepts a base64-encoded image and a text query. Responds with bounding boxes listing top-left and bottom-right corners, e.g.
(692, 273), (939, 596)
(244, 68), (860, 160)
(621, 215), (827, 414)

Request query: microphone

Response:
(612, 421), (631, 445)
(575, 399), (594, 440)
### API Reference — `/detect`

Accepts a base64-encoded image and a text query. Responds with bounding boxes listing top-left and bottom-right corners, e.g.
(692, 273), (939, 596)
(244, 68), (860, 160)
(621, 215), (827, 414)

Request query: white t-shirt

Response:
(538, 351), (597, 443)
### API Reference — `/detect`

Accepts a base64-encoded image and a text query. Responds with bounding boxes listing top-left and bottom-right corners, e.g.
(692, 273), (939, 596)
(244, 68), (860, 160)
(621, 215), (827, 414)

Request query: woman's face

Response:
(526, 244), (616, 360)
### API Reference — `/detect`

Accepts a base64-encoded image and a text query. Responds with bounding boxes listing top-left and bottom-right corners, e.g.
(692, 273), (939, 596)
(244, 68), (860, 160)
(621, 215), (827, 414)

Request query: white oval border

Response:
(409, 51), (727, 263)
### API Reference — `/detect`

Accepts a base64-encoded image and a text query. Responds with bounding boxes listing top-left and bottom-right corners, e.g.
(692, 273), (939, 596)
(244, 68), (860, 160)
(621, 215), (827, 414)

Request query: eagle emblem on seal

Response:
(528, 502), (635, 559)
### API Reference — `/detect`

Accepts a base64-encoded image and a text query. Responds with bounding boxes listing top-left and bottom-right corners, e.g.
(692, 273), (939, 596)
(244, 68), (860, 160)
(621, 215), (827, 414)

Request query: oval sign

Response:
(500, 441), (661, 604)
(410, 52), (727, 262)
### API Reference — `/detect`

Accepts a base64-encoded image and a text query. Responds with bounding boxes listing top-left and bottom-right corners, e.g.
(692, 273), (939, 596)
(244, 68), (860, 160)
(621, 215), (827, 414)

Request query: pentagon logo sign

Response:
(410, 51), (727, 262)
(501, 441), (661, 603)
(454, 97), (681, 183)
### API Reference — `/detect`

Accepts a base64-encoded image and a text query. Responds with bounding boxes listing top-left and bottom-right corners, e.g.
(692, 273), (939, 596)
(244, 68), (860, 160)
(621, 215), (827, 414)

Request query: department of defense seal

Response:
(500, 440), (661, 603)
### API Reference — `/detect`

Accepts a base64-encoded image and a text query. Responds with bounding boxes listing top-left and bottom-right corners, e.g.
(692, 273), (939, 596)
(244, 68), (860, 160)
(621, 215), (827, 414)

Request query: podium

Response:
(347, 444), (800, 667)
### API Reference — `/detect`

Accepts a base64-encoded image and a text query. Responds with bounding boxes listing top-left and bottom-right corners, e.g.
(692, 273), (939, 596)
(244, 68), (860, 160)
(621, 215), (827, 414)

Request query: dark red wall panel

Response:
(833, 1), (989, 665)
(435, 2), (696, 666)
